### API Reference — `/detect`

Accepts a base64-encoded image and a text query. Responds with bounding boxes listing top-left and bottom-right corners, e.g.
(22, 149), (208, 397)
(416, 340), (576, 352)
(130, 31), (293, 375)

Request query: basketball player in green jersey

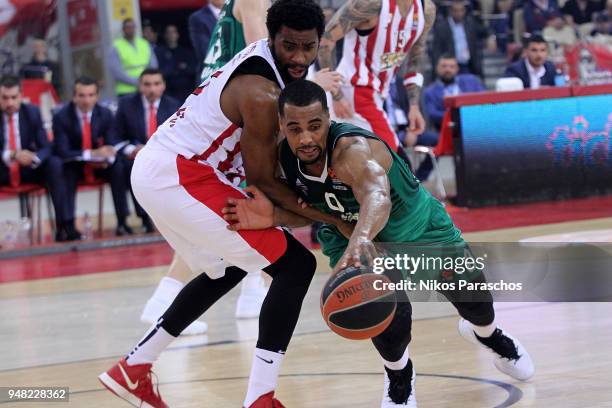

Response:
(142, 0), (346, 328)
(223, 80), (535, 407)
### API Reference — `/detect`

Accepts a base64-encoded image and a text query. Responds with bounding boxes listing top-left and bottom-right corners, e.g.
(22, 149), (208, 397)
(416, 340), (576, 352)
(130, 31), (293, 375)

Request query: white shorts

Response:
(131, 143), (288, 279)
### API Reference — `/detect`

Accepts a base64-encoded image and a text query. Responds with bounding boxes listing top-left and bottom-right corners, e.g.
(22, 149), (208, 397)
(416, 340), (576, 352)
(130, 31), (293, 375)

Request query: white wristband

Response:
(403, 72), (424, 88)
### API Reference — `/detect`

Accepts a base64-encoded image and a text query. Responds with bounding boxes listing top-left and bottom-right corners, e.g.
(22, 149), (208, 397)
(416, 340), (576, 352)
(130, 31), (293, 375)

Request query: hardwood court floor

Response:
(1, 219), (612, 407)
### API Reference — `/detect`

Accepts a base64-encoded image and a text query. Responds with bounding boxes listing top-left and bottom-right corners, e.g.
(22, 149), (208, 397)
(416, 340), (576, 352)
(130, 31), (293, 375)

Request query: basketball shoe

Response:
(235, 273), (268, 319)
(458, 318), (535, 381)
(98, 358), (168, 408)
(381, 359), (417, 407)
(244, 391), (286, 408)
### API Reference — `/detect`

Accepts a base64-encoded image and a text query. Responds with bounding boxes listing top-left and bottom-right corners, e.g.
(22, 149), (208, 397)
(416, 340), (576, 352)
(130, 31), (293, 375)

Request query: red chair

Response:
(0, 183), (46, 244)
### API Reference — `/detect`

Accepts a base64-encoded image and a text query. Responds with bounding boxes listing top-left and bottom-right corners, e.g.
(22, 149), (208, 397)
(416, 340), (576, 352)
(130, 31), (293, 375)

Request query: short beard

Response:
(271, 43), (309, 84)
(439, 75), (456, 85)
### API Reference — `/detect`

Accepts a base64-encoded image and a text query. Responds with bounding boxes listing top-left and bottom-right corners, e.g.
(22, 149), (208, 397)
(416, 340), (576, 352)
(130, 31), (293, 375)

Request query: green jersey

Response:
(279, 121), (463, 267)
(200, 0), (246, 82)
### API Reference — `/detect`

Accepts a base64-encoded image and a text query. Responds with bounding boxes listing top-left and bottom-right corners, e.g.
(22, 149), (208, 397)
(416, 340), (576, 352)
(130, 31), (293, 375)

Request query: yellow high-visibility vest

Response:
(113, 37), (150, 94)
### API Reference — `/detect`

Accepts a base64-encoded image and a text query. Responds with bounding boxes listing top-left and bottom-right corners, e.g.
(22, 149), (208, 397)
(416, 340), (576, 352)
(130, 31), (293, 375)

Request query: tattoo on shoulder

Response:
(319, 0), (381, 70)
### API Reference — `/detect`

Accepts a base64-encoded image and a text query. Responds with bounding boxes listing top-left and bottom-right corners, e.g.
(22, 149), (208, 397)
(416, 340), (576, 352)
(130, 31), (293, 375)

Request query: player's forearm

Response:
(352, 189), (391, 240)
(256, 179), (342, 226)
(272, 206), (313, 228)
(318, 38), (337, 71)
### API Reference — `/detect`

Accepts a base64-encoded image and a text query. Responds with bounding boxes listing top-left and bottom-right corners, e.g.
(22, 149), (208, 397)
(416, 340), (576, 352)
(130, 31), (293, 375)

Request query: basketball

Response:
(320, 265), (397, 340)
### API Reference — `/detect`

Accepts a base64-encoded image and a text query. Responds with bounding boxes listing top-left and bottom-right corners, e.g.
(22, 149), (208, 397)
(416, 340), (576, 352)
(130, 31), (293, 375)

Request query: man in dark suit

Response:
(188, 0), (224, 80)
(52, 77), (131, 236)
(0, 76), (70, 241)
(504, 35), (557, 89)
(112, 68), (181, 233)
(431, 0), (492, 79)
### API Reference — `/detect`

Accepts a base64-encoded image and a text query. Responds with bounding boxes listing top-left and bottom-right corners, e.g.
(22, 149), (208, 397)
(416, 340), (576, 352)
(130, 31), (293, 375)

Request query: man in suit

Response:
(417, 54), (486, 180)
(113, 68), (181, 233)
(431, 0), (493, 79)
(0, 76), (70, 241)
(52, 77), (131, 236)
(188, 0), (225, 80)
(424, 54), (486, 130)
(504, 35), (557, 89)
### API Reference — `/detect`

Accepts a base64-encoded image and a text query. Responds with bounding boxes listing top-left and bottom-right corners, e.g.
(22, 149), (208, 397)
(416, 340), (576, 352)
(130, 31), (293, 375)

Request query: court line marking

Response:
(44, 372), (522, 408)
(0, 302), (556, 373)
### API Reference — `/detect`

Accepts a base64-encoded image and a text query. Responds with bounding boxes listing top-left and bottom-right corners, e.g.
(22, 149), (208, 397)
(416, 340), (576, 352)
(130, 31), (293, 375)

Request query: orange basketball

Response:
(320, 266), (397, 340)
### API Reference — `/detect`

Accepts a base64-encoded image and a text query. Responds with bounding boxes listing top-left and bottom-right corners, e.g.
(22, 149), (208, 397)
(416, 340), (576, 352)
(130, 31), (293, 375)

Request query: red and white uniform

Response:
(335, 0), (425, 149)
(131, 39), (287, 278)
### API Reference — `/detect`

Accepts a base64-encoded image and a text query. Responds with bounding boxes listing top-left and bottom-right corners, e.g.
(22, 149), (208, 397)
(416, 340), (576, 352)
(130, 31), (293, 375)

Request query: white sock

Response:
(243, 348), (284, 407)
(383, 346), (410, 371)
(471, 321), (497, 338)
(126, 320), (176, 366)
(240, 271), (264, 294)
(152, 277), (184, 304)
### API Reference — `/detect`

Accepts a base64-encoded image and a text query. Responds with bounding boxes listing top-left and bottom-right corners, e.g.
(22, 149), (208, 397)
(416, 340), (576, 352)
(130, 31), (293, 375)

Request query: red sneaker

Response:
(98, 358), (168, 408)
(244, 391), (286, 408)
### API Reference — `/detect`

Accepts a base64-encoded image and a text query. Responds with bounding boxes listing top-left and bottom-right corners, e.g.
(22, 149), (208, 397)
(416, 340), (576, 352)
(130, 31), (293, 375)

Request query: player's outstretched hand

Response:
(222, 185), (274, 231)
(334, 235), (378, 273)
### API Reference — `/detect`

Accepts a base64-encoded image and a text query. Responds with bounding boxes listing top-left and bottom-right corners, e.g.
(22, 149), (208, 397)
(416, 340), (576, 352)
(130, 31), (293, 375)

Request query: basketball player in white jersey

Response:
(318, 0), (434, 158)
(142, 0), (345, 329)
(98, 1), (351, 407)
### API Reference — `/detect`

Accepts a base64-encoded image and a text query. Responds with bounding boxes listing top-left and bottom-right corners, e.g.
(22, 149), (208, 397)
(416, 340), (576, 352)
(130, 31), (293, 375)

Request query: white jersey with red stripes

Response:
(337, 0), (425, 98)
(150, 39), (285, 184)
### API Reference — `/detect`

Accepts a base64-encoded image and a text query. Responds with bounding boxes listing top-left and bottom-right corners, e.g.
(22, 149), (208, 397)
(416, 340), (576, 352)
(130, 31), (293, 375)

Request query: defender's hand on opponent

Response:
(222, 185), (275, 230)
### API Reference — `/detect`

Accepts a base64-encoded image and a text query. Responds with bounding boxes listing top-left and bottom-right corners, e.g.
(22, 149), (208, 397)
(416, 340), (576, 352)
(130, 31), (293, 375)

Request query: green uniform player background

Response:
(200, 0), (246, 82)
(279, 121), (481, 284)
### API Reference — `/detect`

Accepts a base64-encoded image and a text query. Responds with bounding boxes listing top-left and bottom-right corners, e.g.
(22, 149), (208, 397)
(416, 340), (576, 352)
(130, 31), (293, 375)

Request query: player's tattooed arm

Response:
(399, 0), (436, 106)
(318, 0), (381, 71)
(331, 136), (392, 270)
(319, 0), (381, 105)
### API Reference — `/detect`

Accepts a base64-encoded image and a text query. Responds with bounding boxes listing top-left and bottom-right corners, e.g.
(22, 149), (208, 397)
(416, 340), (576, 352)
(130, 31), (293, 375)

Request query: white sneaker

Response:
(381, 359), (417, 407)
(458, 318), (535, 381)
(235, 275), (268, 319)
(141, 296), (208, 336)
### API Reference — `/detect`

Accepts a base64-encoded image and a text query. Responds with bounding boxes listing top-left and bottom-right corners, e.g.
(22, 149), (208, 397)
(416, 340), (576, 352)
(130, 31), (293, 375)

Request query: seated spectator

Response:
(524, 0), (561, 33)
(156, 25), (197, 102)
(112, 69), (181, 233)
(504, 35), (557, 88)
(543, 12), (578, 47)
(52, 77), (131, 237)
(562, 0), (603, 25)
(431, 0), (493, 79)
(19, 39), (61, 96)
(416, 55), (485, 180)
(490, 0), (515, 53)
(0, 76), (69, 242)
